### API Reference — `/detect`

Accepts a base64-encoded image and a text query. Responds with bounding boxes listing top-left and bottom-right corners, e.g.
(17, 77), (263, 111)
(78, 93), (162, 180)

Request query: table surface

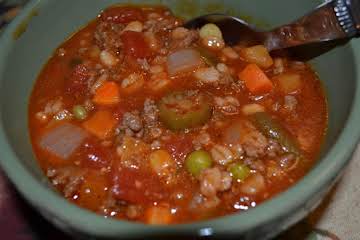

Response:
(1, 2), (359, 239)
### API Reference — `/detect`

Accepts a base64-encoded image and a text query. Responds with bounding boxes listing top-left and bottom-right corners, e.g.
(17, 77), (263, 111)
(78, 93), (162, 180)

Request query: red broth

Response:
(28, 5), (327, 224)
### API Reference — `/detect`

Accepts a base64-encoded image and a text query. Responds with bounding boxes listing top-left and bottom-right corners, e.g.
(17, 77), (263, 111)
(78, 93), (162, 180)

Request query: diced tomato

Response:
(121, 31), (150, 58)
(163, 135), (194, 164)
(66, 64), (90, 97)
(122, 55), (142, 71)
(77, 171), (110, 210)
(76, 138), (112, 169)
(114, 105), (127, 121)
(112, 168), (167, 204)
(101, 7), (145, 24)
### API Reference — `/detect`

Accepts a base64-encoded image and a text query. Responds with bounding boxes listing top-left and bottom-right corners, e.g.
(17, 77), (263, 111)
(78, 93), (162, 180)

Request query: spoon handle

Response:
(335, 0), (360, 37)
(265, 0), (360, 51)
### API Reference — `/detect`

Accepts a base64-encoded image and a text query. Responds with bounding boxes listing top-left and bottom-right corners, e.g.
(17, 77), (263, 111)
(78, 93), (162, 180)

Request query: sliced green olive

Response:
(185, 150), (213, 177)
(250, 112), (303, 157)
(158, 91), (212, 131)
(229, 163), (250, 181)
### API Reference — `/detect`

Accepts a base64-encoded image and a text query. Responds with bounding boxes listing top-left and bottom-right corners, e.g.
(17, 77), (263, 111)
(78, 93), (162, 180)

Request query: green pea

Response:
(73, 105), (87, 120)
(229, 163), (250, 181)
(185, 150), (213, 177)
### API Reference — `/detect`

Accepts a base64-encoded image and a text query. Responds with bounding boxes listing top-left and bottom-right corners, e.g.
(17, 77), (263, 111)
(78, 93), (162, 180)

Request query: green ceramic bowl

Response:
(0, 0), (360, 239)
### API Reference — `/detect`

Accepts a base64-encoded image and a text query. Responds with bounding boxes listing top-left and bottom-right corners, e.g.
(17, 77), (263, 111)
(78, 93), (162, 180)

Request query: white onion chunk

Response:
(167, 49), (203, 76)
(39, 123), (88, 159)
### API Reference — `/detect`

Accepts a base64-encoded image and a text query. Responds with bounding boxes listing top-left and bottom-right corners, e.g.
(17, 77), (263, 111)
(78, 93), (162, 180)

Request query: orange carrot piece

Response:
(83, 110), (117, 139)
(238, 63), (273, 94)
(93, 81), (120, 105)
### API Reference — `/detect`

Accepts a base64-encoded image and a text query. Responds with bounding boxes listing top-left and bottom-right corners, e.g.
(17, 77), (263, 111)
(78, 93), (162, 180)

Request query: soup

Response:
(28, 5), (327, 224)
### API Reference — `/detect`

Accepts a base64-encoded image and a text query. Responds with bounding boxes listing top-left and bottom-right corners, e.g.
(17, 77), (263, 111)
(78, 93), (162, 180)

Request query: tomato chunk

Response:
(121, 31), (150, 58)
(101, 7), (145, 24)
(76, 138), (112, 169)
(77, 171), (109, 210)
(112, 168), (167, 204)
(163, 135), (194, 163)
(66, 64), (91, 97)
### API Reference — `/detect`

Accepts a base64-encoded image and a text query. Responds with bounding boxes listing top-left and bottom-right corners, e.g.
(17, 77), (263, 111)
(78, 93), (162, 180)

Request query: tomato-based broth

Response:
(28, 5), (327, 224)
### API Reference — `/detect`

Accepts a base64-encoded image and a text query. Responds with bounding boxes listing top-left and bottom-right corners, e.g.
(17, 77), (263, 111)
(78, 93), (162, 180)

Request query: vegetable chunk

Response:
(39, 123), (88, 159)
(241, 45), (273, 68)
(250, 112), (304, 157)
(239, 63), (273, 95)
(158, 91), (212, 130)
(83, 110), (117, 139)
(167, 49), (204, 76)
(93, 81), (120, 105)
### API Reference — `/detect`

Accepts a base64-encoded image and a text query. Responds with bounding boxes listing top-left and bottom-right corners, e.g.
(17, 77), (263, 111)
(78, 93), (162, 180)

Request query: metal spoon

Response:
(185, 0), (360, 54)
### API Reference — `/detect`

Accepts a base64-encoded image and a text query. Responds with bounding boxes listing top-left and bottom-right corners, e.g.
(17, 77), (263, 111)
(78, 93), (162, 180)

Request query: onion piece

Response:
(39, 123), (88, 159)
(166, 49), (204, 77)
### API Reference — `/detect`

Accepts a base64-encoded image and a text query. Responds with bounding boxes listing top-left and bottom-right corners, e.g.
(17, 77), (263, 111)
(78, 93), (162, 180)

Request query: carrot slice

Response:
(83, 110), (117, 139)
(238, 63), (273, 95)
(93, 81), (120, 105)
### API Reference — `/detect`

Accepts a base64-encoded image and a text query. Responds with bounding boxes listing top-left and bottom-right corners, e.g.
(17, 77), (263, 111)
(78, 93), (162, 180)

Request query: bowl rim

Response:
(0, 0), (359, 238)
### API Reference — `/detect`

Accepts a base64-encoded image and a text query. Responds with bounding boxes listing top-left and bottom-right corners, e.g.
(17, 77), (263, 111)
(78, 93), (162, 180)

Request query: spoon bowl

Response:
(185, 0), (359, 54)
